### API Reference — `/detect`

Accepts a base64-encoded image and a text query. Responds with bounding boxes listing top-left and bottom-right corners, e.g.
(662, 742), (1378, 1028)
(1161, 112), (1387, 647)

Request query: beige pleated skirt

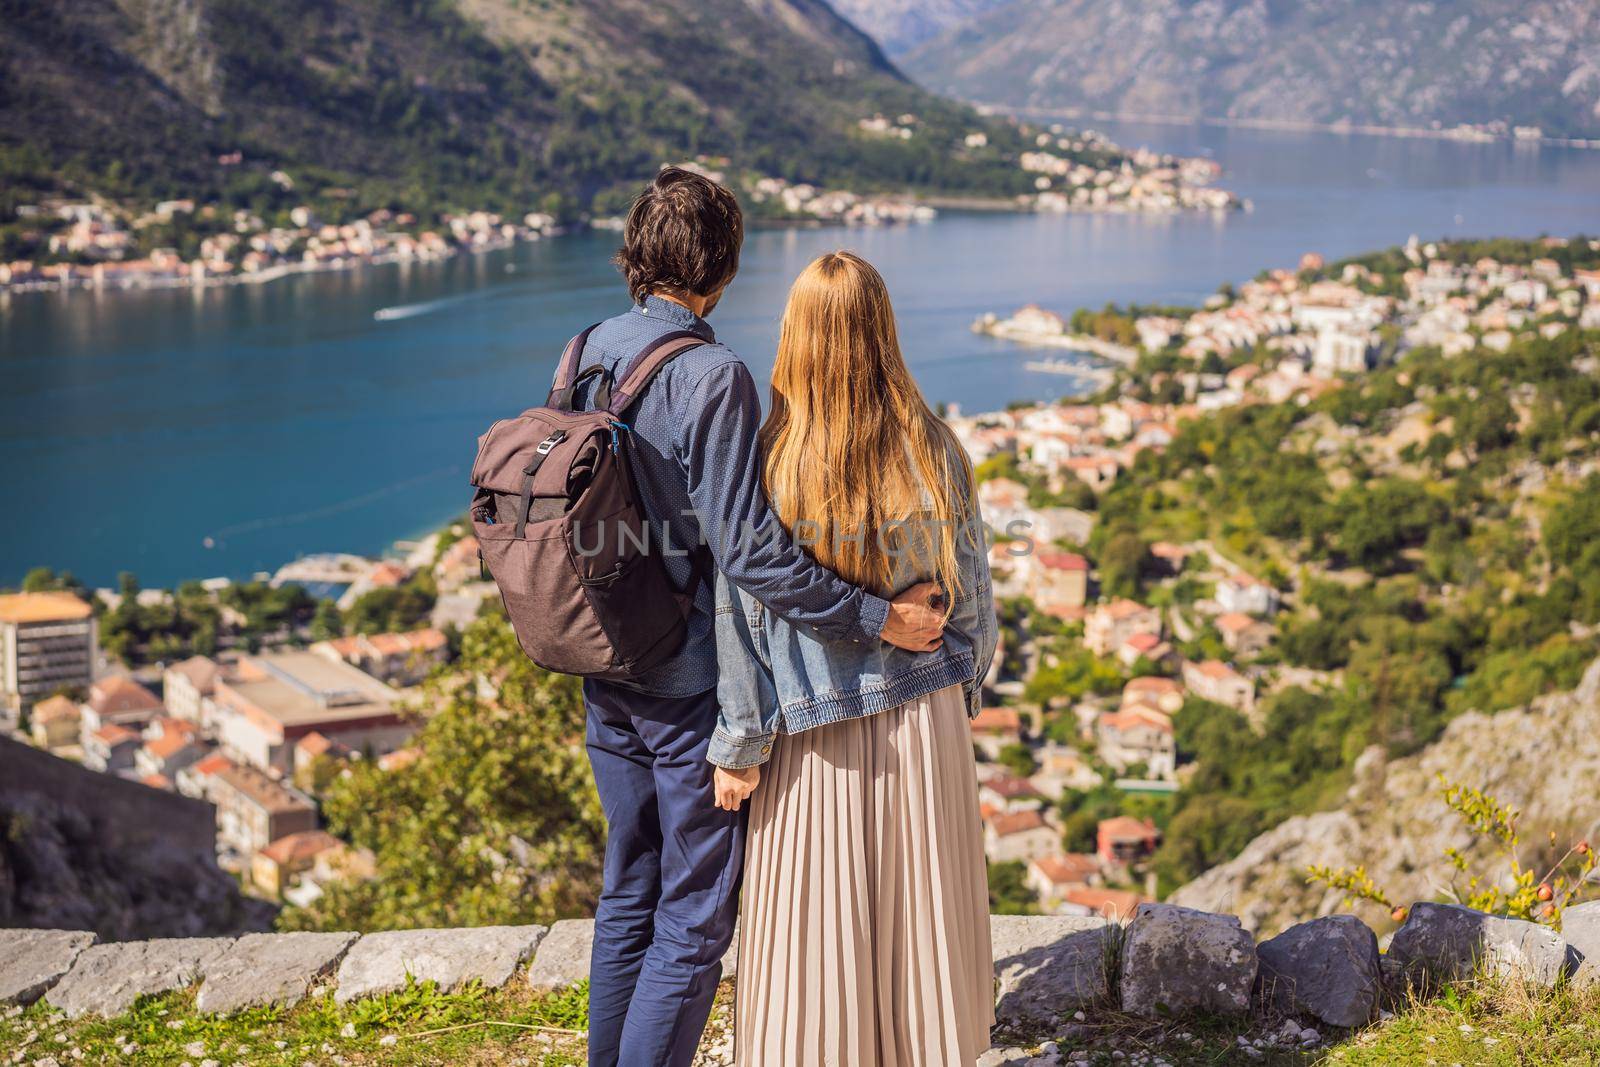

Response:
(734, 683), (995, 1066)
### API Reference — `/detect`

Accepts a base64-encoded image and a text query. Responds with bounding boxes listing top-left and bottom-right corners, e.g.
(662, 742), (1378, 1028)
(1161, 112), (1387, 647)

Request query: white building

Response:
(0, 592), (97, 726)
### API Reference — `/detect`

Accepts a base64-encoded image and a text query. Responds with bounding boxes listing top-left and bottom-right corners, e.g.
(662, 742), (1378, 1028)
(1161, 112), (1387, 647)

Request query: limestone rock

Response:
(990, 914), (1118, 1029)
(45, 937), (232, 1018)
(1565, 900), (1600, 984)
(0, 929), (95, 1005)
(526, 919), (594, 992)
(1170, 659), (1600, 938)
(196, 931), (358, 1013)
(521, 918), (739, 993)
(334, 925), (546, 1003)
(1119, 903), (1256, 1017)
(1255, 915), (1380, 1028)
(1385, 902), (1570, 988)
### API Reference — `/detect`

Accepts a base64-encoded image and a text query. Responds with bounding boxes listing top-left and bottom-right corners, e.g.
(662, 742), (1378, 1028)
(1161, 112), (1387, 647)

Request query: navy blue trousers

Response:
(583, 680), (746, 1067)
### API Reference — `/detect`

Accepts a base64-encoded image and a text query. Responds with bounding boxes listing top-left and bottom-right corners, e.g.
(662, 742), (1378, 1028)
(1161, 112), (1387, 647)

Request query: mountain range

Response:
(827, 0), (1009, 55)
(898, 0), (1600, 139)
(0, 0), (1031, 216)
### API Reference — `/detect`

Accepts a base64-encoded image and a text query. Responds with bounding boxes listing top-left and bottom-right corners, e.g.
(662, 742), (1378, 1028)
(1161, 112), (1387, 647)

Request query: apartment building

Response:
(0, 592), (96, 725)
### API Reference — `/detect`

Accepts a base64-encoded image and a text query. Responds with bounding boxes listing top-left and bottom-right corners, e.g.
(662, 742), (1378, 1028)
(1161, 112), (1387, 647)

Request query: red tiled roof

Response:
(990, 810), (1049, 837)
(1100, 707), (1173, 734)
(188, 753), (234, 778)
(143, 731), (198, 760)
(1122, 631), (1162, 653)
(971, 707), (1022, 734)
(1125, 676), (1183, 697)
(1099, 598), (1152, 620)
(1215, 612), (1259, 634)
(168, 655), (220, 690)
(1191, 659), (1243, 681)
(141, 773), (174, 791)
(92, 723), (139, 746)
(1098, 816), (1158, 839)
(1031, 853), (1100, 885)
(984, 775), (1043, 799)
(1037, 552), (1089, 572)
(258, 830), (341, 866)
(89, 676), (163, 715)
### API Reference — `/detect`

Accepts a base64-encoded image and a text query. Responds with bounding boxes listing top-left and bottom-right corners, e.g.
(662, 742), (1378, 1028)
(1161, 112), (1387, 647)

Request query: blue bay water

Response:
(2, 123), (1598, 587)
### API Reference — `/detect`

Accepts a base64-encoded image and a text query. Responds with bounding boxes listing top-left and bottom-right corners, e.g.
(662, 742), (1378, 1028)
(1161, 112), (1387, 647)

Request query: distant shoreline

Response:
(987, 105), (1600, 151)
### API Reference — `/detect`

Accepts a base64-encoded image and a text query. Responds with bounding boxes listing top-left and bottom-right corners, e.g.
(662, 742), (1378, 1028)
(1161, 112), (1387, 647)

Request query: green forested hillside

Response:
(0, 0), (1035, 219)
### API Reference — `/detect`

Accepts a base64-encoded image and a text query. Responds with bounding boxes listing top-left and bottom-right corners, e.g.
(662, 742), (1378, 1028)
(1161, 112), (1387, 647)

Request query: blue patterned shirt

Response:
(571, 295), (890, 697)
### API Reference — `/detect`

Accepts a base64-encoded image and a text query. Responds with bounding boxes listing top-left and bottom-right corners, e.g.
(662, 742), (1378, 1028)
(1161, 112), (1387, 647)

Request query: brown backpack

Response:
(469, 326), (709, 681)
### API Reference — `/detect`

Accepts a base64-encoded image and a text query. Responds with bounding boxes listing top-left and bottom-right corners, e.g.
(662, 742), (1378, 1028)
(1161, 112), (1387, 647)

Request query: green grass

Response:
(990, 976), (1600, 1066)
(2, 974), (1595, 1065)
(1327, 979), (1600, 1066)
(0, 978), (594, 1066)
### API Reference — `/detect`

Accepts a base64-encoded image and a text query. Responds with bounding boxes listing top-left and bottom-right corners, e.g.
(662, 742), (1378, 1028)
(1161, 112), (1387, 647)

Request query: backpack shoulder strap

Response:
(607, 331), (707, 415)
(546, 324), (601, 406)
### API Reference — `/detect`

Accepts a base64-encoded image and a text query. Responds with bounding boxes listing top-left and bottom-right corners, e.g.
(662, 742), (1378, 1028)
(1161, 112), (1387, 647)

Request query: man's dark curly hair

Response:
(614, 167), (744, 304)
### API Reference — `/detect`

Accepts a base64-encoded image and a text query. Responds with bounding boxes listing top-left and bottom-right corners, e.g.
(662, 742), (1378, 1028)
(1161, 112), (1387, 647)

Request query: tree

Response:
(310, 600), (344, 642)
(278, 617), (604, 932)
(996, 743), (1037, 778)
(987, 861), (1037, 916)
(1099, 531), (1150, 598)
(19, 567), (85, 595)
(344, 576), (436, 635)
(1151, 798), (1266, 891)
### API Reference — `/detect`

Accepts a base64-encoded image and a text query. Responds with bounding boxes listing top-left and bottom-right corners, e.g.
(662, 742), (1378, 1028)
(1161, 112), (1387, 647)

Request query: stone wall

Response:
(0, 738), (272, 940)
(3, 900), (1595, 1033)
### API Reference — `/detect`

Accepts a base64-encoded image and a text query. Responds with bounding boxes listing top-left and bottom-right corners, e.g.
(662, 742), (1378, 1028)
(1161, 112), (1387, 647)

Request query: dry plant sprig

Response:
(1305, 775), (1597, 926)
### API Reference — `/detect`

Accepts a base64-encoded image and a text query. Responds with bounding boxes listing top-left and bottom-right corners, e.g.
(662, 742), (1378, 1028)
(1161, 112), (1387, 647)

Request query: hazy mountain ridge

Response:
(827, 0), (1012, 55)
(0, 0), (1026, 214)
(903, 0), (1600, 139)
(1170, 656), (1600, 938)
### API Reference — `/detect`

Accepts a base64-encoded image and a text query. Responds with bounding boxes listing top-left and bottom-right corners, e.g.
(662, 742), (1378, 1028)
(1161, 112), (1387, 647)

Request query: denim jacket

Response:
(708, 468), (997, 769)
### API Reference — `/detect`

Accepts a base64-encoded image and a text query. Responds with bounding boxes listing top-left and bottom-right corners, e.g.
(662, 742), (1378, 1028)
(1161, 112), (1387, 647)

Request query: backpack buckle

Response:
(522, 431), (566, 477)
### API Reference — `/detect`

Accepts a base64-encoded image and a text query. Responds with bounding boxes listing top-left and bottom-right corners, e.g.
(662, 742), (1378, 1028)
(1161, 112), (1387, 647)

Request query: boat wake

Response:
(373, 295), (470, 322)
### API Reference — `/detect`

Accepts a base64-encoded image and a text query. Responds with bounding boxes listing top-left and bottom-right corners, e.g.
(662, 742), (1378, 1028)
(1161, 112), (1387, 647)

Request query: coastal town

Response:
(5, 235), (1598, 922)
(0, 123), (1239, 296)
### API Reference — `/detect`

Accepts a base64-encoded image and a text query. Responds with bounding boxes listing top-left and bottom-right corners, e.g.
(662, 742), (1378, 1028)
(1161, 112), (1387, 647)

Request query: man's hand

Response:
(881, 581), (946, 652)
(714, 765), (761, 811)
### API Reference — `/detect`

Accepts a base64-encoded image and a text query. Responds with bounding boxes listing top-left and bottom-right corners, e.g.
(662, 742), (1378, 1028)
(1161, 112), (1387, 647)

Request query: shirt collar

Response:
(638, 294), (716, 341)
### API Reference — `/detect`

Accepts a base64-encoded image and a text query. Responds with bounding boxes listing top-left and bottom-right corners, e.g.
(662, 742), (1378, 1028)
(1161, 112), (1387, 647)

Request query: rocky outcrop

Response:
(1119, 904), (1256, 1018)
(1385, 903), (1572, 990)
(990, 914), (1118, 1029)
(1171, 657), (1600, 938)
(45, 937), (232, 1018)
(1566, 901), (1600, 984)
(335, 925), (546, 1004)
(524, 919), (596, 994)
(0, 929), (95, 1006)
(0, 738), (273, 941)
(195, 932), (358, 1014)
(1256, 915), (1382, 1028)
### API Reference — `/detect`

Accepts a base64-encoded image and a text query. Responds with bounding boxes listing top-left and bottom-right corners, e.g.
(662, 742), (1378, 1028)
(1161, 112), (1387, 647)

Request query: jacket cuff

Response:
(857, 593), (890, 643)
(709, 727), (776, 769)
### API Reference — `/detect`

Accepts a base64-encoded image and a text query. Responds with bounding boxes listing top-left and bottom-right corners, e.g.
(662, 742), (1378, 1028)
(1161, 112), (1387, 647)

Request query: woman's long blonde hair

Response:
(760, 251), (973, 602)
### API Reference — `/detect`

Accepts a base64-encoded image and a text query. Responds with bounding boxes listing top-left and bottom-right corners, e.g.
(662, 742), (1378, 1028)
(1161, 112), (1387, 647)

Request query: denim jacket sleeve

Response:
(950, 467), (997, 716)
(709, 573), (782, 769)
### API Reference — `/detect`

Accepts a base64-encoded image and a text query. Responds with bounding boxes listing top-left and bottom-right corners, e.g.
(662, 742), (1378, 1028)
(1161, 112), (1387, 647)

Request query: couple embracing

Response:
(497, 167), (997, 1066)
